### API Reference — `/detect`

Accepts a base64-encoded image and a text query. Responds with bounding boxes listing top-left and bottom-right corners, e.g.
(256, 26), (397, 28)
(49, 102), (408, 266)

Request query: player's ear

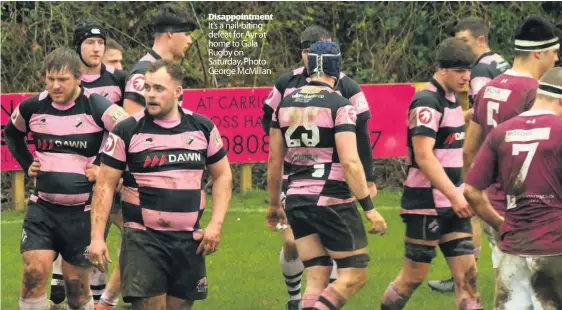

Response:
(175, 85), (183, 99)
(476, 35), (486, 47)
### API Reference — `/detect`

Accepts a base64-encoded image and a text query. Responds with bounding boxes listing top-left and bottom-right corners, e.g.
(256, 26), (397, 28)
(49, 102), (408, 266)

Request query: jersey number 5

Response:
(507, 142), (539, 210)
(284, 107), (320, 147)
(487, 101), (500, 127)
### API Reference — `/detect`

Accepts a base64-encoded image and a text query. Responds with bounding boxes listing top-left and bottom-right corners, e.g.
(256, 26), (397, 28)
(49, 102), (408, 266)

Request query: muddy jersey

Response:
(471, 69), (538, 215)
(401, 78), (465, 216)
(101, 107), (227, 232)
(4, 88), (127, 206)
(466, 111), (562, 256)
(468, 51), (510, 106)
(272, 81), (358, 209)
(263, 66), (374, 190)
(81, 63), (128, 106)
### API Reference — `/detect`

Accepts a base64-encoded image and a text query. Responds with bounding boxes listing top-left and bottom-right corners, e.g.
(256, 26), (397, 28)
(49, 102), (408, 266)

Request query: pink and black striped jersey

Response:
(466, 111), (562, 256)
(401, 78), (465, 216)
(101, 108), (227, 232)
(81, 63), (128, 106)
(271, 80), (358, 209)
(468, 51), (510, 106)
(5, 88), (127, 206)
(471, 69), (538, 215)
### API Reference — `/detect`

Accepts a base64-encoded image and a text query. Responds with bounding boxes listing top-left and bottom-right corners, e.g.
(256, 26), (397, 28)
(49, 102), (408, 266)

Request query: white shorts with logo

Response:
(482, 221), (504, 269)
(496, 253), (562, 310)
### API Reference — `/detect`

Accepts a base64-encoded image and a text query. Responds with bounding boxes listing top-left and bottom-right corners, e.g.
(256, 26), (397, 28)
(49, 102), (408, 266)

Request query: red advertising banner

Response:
(0, 84), (414, 171)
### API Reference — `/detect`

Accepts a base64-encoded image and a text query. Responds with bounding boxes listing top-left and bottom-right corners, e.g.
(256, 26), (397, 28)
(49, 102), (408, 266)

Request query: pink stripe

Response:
(335, 105), (356, 127)
(434, 148), (463, 168)
(132, 170), (203, 190)
(122, 187), (140, 205)
(327, 163), (345, 182)
(348, 91), (370, 115)
(404, 167), (431, 188)
(124, 222), (146, 230)
(87, 85), (123, 104)
(125, 73), (145, 95)
(286, 147), (333, 166)
(181, 108), (194, 115)
(30, 194), (38, 202)
(139, 53), (156, 63)
(83, 88), (93, 98)
(315, 304), (330, 310)
(441, 106), (465, 127)
(207, 126), (223, 157)
(264, 86), (283, 112)
(283, 87), (298, 98)
(278, 106), (334, 128)
(51, 102), (75, 111)
(433, 183), (464, 208)
(103, 132), (127, 163)
(142, 209), (198, 231)
(317, 196), (354, 206)
(153, 119), (181, 128)
(418, 82), (437, 93)
(469, 77), (491, 96)
(36, 152), (94, 174)
(101, 105), (128, 132)
(39, 90), (48, 101)
(479, 54), (501, 65)
(292, 67), (305, 75)
(29, 113), (103, 136)
(287, 179), (325, 196)
(105, 65), (115, 74)
(129, 132), (207, 153)
(445, 93), (456, 103)
(38, 192), (91, 206)
(302, 294), (320, 308)
(133, 110), (145, 121)
(400, 208), (438, 216)
(10, 106), (27, 132)
(81, 74), (100, 83)
(408, 106), (442, 132)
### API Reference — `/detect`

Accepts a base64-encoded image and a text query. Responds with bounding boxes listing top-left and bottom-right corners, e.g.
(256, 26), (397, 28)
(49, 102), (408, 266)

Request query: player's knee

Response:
(404, 242), (436, 264)
(180, 300), (195, 310)
(454, 264), (479, 293)
(21, 260), (50, 296)
(334, 254), (370, 289)
(440, 237), (474, 258)
(64, 279), (90, 307)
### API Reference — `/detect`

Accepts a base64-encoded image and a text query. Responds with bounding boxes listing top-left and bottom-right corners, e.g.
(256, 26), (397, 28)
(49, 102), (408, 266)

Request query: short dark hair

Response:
(153, 3), (195, 36)
(454, 17), (489, 41)
(105, 38), (123, 52)
(436, 38), (475, 68)
(145, 59), (183, 84)
(43, 47), (82, 78)
(300, 25), (331, 48)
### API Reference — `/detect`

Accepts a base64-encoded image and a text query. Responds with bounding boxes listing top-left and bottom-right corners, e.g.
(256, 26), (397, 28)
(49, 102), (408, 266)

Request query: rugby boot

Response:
(48, 300), (69, 310)
(94, 304), (113, 310)
(427, 276), (455, 293)
(286, 299), (302, 310)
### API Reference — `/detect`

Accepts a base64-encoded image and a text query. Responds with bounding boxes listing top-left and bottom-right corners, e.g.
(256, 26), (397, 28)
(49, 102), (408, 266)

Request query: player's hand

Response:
(365, 209), (387, 235)
(265, 205), (287, 232)
(87, 239), (111, 273)
(28, 159), (41, 177)
(85, 164), (100, 182)
(195, 222), (222, 256)
(368, 182), (378, 198)
(452, 193), (473, 218)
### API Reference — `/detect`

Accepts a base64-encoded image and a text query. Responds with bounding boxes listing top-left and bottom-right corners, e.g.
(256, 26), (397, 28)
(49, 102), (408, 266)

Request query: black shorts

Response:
(286, 203), (368, 252)
(120, 228), (207, 302)
(401, 210), (472, 242)
(21, 199), (91, 268)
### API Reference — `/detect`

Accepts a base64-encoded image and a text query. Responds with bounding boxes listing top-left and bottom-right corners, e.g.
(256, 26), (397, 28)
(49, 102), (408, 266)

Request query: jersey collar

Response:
(308, 80), (333, 89)
(429, 77), (446, 95)
(475, 51), (495, 65)
(520, 110), (556, 117)
(148, 49), (162, 60)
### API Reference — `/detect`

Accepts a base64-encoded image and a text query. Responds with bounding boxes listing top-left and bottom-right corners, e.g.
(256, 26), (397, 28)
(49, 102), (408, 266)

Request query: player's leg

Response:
(165, 296), (194, 310)
(50, 255), (67, 306)
(528, 255), (562, 310)
(19, 200), (58, 310)
(495, 253), (533, 310)
(481, 220), (503, 306)
(279, 226), (305, 309)
(309, 204), (371, 309)
(61, 261), (94, 309)
(381, 214), (440, 309)
(439, 215), (482, 309)
(130, 295), (166, 310)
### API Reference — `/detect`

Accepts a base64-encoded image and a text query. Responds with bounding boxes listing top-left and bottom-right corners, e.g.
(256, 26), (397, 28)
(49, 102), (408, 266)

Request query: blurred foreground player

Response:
(465, 67), (562, 310)
(266, 40), (387, 310)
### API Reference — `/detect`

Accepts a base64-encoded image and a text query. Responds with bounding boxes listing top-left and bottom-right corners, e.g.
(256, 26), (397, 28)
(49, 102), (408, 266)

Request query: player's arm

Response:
(206, 126), (232, 227)
(463, 121), (485, 176)
(464, 134), (503, 231)
(267, 126), (285, 210)
(262, 74), (288, 134)
(123, 73), (147, 115)
(3, 102), (34, 175)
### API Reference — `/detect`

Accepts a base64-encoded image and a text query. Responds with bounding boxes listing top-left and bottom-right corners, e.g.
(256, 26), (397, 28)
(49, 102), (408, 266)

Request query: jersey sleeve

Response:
(124, 71), (146, 107)
(115, 69), (129, 106)
(341, 77), (371, 120)
(334, 99), (357, 133)
(194, 114), (228, 165)
(355, 116), (374, 181)
(90, 94), (129, 132)
(262, 72), (291, 135)
(469, 64), (493, 106)
(407, 93), (442, 139)
(101, 119), (133, 171)
(465, 131), (499, 190)
(2, 96), (37, 174)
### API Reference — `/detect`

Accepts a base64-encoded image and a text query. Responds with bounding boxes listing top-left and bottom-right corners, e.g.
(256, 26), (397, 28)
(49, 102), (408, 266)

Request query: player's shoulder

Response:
(184, 109), (215, 131)
(112, 68), (129, 80)
(275, 68), (304, 89)
(114, 111), (144, 134)
(412, 85), (442, 108)
(20, 91), (45, 107)
(337, 72), (362, 98)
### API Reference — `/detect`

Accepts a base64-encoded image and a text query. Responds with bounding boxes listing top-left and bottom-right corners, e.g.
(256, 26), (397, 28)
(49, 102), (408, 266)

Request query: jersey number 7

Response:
(506, 142), (539, 210)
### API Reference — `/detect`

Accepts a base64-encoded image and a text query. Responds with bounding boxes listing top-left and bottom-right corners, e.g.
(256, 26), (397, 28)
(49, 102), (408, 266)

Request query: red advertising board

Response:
(0, 84), (414, 171)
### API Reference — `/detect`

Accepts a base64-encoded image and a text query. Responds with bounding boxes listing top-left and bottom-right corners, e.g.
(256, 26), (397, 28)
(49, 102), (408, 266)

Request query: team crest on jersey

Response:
(212, 128), (222, 146)
(300, 86), (322, 94)
(75, 117), (83, 128)
(196, 277), (208, 293)
(132, 75), (145, 92)
(21, 229), (27, 244)
(186, 135), (195, 146)
(417, 108), (433, 125)
(356, 95), (368, 110)
(10, 107), (20, 122)
(104, 133), (117, 155)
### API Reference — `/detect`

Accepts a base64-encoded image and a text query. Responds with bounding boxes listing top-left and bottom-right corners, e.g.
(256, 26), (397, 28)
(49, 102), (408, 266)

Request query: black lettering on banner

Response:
(219, 134), (270, 155)
(261, 134), (269, 154)
(370, 130), (383, 151)
(233, 135), (243, 154)
(246, 134), (258, 154)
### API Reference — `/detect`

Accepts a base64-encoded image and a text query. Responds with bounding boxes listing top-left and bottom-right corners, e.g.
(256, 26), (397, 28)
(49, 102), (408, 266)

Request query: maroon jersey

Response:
(466, 110), (562, 256)
(471, 69), (538, 215)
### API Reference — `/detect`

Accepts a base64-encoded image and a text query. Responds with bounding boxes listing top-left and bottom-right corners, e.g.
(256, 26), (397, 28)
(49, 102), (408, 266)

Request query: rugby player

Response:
(459, 16), (559, 302)
(3, 47), (128, 310)
(428, 15), (510, 293)
(464, 67), (562, 309)
(262, 25), (376, 310)
(122, 3), (197, 115)
(380, 38), (483, 310)
(266, 40), (387, 310)
(88, 59), (233, 310)
(103, 38), (124, 71)
(48, 21), (130, 309)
